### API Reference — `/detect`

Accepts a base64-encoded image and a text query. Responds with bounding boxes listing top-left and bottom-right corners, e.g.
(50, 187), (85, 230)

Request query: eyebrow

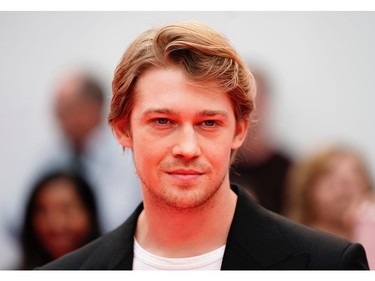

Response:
(142, 108), (229, 119)
(142, 108), (178, 116)
(195, 109), (229, 119)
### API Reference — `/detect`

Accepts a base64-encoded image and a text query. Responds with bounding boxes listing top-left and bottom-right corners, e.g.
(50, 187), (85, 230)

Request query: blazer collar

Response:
(89, 185), (308, 269)
(221, 185), (305, 269)
(81, 203), (143, 269)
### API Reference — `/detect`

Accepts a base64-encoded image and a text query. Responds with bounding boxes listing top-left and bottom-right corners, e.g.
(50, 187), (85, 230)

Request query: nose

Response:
(171, 124), (201, 160)
(44, 210), (68, 233)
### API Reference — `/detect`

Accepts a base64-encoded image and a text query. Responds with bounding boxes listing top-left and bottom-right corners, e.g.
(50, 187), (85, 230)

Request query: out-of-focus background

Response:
(0, 11), (374, 269)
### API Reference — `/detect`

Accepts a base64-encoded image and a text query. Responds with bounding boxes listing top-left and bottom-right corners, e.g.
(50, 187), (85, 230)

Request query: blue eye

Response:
(203, 120), (216, 127)
(156, 118), (169, 125)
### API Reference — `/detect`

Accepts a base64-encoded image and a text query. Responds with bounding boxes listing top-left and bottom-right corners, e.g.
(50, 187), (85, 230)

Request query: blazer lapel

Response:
(80, 186), (310, 270)
(221, 185), (309, 270)
(80, 203), (144, 269)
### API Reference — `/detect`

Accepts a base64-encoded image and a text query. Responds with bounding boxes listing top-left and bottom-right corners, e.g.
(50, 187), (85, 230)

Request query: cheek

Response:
(205, 139), (232, 161)
(69, 212), (91, 238)
(33, 215), (49, 238)
(204, 147), (232, 176)
(312, 184), (332, 206)
(132, 132), (170, 159)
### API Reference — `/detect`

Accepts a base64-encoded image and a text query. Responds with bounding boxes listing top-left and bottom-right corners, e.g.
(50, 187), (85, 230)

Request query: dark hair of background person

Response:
(19, 170), (101, 269)
(79, 74), (105, 106)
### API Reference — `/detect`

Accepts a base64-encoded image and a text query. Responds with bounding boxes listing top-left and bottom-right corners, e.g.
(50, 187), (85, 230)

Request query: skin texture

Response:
(32, 179), (91, 258)
(113, 66), (248, 257)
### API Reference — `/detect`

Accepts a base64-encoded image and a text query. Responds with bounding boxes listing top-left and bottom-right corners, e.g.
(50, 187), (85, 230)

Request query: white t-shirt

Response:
(133, 238), (226, 270)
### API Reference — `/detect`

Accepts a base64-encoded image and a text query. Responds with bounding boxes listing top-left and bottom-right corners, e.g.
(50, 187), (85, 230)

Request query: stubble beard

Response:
(137, 165), (228, 211)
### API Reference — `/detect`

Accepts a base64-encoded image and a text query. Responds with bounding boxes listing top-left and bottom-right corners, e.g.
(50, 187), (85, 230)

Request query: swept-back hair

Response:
(109, 21), (256, 132)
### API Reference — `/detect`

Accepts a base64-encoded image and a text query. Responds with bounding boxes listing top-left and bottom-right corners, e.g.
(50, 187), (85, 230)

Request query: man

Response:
(40, 22), (369, 270)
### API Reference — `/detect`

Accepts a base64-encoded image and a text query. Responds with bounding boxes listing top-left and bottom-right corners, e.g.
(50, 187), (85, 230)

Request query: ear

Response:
(112, 119), (133, 148)
(231, 120), (249, 150)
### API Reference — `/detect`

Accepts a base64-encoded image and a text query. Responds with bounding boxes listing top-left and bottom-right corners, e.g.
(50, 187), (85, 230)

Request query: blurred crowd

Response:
(1, 67), (374, 269)
(1, 69), (142, 269)
(230, 69), (375, 269)
(284, 144), (375, 269)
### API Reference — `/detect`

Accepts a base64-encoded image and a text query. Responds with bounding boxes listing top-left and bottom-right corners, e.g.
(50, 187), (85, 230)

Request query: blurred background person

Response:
(19, 170), (101, 269)
(284, 144), (375, 268)
(230, 70), (293, 214)
(284, 144), (373, 241)
(285, 142), (375, 269)
(2, 68), (142, 269)
(32, 69), (142, 233)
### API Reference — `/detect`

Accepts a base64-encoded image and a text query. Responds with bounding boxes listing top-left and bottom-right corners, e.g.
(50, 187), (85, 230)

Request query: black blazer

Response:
(40, 185), (369, 270)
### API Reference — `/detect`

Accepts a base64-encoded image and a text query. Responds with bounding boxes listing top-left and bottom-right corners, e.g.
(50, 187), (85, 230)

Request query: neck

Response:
(135, 180), (237, 258)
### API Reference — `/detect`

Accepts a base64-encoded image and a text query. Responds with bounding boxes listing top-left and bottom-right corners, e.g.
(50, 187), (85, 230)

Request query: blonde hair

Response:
(284, 145), (373, 225)
(109, 21), (256, 131)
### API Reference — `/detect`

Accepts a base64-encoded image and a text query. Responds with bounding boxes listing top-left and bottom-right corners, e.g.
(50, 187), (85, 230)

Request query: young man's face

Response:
(114, 66), (247, 209)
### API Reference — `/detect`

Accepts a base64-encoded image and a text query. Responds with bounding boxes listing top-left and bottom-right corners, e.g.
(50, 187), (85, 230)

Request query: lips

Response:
(167, 169), (203, 175)
(165, 169), (204, 180)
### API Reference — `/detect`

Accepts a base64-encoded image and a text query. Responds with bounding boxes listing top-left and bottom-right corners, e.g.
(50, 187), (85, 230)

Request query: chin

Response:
(160, 186), (218, 210)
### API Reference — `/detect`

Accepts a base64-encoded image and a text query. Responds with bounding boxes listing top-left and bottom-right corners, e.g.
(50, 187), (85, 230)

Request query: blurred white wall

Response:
(0, 11), (374, 268)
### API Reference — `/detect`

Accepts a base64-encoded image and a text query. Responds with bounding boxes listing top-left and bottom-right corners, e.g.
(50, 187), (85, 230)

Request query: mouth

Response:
(165, 169), (204, 180)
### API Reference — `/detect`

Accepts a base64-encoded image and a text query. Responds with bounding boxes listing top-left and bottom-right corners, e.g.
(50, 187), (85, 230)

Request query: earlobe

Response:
(112, 119), (133, 148)
(231, 120), (249, 150)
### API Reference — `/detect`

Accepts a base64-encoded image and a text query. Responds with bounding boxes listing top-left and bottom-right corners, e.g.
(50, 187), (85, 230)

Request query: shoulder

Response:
(229, 185), (369, 269)
(268, 211), (368, 269)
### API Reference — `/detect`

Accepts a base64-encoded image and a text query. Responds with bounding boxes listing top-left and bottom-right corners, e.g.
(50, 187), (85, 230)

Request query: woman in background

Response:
(285, 144), (375, 269)
(19, 170), (101, 269)
(284, 144), (373, 241)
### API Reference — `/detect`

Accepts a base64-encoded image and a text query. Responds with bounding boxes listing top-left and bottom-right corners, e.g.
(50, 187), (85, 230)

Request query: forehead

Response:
(38, 179), (77, 201)
(133, 66), (234, 114)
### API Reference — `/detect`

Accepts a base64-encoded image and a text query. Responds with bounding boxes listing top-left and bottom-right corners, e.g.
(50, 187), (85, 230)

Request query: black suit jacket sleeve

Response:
(222, 185), (369, 270)
(338, 243), (369, 270)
